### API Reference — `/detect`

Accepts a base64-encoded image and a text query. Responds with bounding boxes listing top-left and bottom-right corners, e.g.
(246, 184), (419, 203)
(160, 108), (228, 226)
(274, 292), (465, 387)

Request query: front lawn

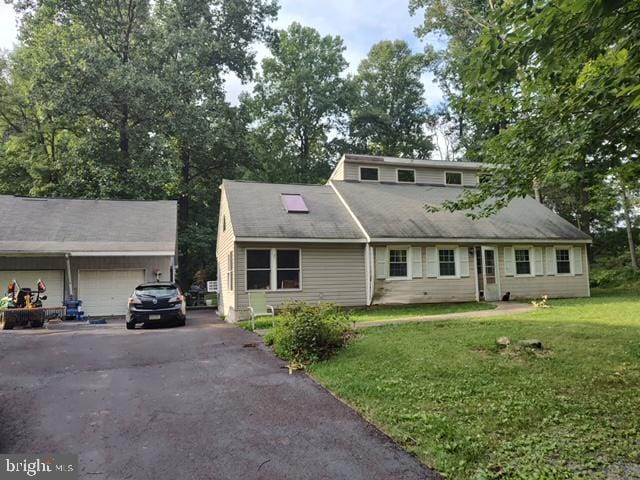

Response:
(240, 301), (495, 330)
(310, 293), (640, 479)
(349, 302), (495, 323)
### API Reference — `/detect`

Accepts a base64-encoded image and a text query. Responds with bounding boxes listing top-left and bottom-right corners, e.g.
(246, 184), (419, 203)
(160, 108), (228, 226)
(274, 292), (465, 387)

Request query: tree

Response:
(243, 22), (350, 184)
(349, 40), (433, 158)
(411, 1), (640, 255)
(2, 0), (278, 286)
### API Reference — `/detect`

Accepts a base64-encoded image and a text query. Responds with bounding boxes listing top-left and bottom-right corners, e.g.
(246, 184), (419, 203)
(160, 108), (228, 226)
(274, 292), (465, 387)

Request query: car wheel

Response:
(126, 321), (136, 330)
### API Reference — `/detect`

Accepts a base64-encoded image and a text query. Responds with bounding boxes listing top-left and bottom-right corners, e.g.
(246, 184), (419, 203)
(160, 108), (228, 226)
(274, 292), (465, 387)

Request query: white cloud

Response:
(0, 4), (18, 52)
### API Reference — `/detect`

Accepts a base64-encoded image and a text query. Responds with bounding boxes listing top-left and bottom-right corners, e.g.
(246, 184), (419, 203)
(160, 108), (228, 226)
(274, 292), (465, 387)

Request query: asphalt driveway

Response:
(0, 311), (438, 479)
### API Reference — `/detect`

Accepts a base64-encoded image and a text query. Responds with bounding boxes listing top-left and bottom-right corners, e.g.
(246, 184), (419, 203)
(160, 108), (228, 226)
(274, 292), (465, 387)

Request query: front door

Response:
(482, 247), (500, 301)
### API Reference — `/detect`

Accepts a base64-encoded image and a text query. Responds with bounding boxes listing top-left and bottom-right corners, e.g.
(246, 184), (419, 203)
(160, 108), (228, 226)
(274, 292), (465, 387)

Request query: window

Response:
(227, 251), (234, 291)
(445, 171), (462, 185)
(360, 167), (379, 181)
(556, 248), (571, 274)
(246, 249), (271, 290)
(439, 249), (456, 276)
(246, 248), (301, 290)
(388, 249), (408, 278)
(276, 250), (300, 289)
(281, 194), (309, 213)
(222, 215), (226, 232)
(397, 169), (415, 183)
(514, 249), (531, 275)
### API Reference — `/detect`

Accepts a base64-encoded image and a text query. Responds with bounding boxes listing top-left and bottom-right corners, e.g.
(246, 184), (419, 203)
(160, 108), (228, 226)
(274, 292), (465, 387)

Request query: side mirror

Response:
(40, 295), (47, 301)
(37, 279), (47, 293)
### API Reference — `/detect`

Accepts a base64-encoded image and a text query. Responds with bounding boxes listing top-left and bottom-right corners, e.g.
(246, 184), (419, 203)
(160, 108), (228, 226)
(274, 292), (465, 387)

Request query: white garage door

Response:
(79, 270), (145, 317)
(0, 270), (65, 307)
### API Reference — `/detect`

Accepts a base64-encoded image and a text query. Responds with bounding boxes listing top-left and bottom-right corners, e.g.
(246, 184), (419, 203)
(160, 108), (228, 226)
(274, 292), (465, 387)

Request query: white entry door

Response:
(481, 247), (501, 301)
(0, 270), (65, 307)
(79, 270), (145, 317)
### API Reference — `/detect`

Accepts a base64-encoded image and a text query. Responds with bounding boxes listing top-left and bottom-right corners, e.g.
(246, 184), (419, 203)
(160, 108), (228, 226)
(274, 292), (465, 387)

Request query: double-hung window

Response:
(246, 249), (301, 291)
(556, 248), (571, 274)
(276, 250), (300, 289)
(388, 249), (408, 278)
(246, 250), (271, 290)
(514, 249), (531, 275)
(227, 251), (233, 291)
(439, 249), (456, 277)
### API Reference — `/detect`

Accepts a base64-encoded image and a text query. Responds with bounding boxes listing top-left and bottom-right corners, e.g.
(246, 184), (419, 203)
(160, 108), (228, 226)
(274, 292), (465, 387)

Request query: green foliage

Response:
(311, 294), (640, 479)
(349, 40), (434, 158)
(0, 0), (277, 286)
(242, 23), (350, 185)
(268, 301), (353, 364)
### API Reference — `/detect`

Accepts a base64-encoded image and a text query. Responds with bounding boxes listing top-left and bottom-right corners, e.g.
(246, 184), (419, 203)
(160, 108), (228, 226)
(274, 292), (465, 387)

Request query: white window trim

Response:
(396, 168), (416, 184)
(444, 171), (463, 186)
(436, 245), (460, 279)
(386, 245), (411, 280)
(245, 248), (303, 292)
(359, 166), (380, 182)
(554, 246), (574, 276)
(513, 246), (535, 277)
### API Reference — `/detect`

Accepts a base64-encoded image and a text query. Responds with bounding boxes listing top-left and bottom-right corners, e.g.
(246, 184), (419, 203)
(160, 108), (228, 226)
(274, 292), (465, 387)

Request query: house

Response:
(216, 154), (591, 321)
(0, 196), (177, 317)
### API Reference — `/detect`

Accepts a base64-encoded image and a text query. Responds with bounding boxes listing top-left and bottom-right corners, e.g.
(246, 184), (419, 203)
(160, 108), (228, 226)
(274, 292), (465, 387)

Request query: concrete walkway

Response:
(354, 301), (535, 328)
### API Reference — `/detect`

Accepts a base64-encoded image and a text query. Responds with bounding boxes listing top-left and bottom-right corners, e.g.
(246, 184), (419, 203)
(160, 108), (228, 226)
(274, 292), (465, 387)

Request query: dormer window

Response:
(445, 171), (463, 185)
(281, 194), (309, 213)
(359, 167), (379, 182)
(397, 169), (416, 183)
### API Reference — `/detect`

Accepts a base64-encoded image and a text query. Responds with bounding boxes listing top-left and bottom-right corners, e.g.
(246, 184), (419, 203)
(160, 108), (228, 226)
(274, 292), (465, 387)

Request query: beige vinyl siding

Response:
(331, 158), (346, 180)
(498, 245), (589, 299)
(343, 161), (478, 186)
(373, 245), (477, 304)
(234, 243), (366, 319)
(0, 255), (172, 303)
(215, 188), (237, 316)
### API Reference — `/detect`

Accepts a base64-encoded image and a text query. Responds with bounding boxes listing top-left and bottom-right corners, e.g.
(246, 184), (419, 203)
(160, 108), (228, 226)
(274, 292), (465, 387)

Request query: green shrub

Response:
(269, 301), (354, 364)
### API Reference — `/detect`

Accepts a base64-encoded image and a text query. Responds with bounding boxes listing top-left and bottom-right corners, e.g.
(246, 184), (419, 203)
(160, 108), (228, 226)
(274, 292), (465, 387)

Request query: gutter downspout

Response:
(65, 253), (73, 299)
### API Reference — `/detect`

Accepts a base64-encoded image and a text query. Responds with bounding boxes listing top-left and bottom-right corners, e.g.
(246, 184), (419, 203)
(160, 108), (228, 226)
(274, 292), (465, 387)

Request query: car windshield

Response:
(135, 286), (177, 297)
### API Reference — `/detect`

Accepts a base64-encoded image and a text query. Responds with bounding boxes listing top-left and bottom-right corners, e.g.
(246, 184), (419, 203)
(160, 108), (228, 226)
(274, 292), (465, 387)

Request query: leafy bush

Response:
(590, 266), (640, 288)
(268, 301), (354, 364)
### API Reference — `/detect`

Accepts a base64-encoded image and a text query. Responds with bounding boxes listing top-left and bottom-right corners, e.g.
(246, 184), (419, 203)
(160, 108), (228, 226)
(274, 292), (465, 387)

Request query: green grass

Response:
(349, 302), (496, 323)
(309, 292), (640, 479)
(239, 301), (495, 330)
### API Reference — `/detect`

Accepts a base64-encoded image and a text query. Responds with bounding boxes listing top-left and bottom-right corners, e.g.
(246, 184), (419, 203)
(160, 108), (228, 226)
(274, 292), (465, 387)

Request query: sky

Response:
(0, 0), (446, 108)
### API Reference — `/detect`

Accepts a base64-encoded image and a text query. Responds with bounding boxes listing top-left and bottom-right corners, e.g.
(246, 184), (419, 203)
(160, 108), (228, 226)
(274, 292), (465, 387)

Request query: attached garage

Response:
(0, 270), (65, 307)
(0, 195), (178, 317)
(79, 270), (145, 317)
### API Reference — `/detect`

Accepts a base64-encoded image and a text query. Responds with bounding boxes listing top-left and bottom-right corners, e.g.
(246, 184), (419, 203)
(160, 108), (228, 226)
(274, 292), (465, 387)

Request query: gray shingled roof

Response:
(0, 196), (177, 254)
(331, 181), (591, 241)
(223, 180), (364, 240)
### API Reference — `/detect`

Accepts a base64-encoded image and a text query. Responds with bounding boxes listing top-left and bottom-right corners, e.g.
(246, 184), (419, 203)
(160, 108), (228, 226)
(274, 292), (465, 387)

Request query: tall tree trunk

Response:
(119, 105), (130, 162)
(177, 147), (192, 289)
(621, 187), (638, 271)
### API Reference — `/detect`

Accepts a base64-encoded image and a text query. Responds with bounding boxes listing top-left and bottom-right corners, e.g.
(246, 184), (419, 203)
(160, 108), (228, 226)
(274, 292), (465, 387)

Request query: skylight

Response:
(281, 194), (309, 213)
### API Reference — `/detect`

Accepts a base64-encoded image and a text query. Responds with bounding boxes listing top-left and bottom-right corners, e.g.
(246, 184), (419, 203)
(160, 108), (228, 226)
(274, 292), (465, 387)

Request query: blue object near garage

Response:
(64, 299), (84, 321)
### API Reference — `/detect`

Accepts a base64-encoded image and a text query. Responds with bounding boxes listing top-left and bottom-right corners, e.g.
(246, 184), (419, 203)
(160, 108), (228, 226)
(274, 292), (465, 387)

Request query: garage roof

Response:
(0, 196), (177, 255)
